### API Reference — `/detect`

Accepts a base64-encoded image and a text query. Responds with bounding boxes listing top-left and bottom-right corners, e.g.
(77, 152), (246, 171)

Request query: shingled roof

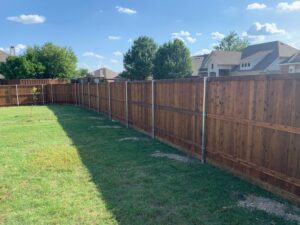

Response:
(208, 51), (241, 65)
(0, 50), (9, 62)
(233, 41), (298, 72)
(191, 55), (209, 76)
(281, 51), (300, 64)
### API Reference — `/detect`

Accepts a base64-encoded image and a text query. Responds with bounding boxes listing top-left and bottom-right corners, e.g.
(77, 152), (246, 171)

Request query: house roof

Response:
(234, 41), (298, 72)
(191, 55), (209, 76)
(89, 67), (118, 79)
(209, 51), (241, 65)
(0, 50), (9, 62)
(281, 51), (300, 64)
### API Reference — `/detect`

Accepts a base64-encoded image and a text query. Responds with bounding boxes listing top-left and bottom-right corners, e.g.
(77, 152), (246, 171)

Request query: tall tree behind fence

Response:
(0, 74), (299, 200)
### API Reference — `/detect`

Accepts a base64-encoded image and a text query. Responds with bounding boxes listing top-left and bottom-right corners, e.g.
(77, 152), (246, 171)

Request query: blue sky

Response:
(1, 0), (300, 72)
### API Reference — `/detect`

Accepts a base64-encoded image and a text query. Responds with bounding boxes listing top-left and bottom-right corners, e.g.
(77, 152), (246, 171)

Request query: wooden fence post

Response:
(51, 84), (54, 103)
(81, 83), (84, 106)
(88, 82), (91, 109)
(125, 81), (129, 128)
(42, 84), (45, 104)
(78, 83), (80, 105)
(15, 85), (19, 106)
(97, 82), (100, 113)
(74, 83), (77, 105)
(108, 82), (111, 119)
(151, 80), (155, 139)
(201, 77), (208, 164)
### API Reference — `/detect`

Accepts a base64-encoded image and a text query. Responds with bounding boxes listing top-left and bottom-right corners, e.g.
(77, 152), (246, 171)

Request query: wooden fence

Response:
(0, 74), (299, 201)
(0, 79), (68, 85)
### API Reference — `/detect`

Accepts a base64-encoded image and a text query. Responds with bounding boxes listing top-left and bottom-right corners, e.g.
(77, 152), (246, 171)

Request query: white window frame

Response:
(289, 66), (295, 73)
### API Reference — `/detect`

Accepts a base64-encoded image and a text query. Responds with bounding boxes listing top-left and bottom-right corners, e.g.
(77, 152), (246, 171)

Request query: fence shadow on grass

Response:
(47, 105), (293, 225)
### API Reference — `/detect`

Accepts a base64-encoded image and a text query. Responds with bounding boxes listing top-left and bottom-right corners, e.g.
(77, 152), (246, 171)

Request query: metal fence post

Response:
(88, 82), (91, 109)
(108, 82), (111, 119)
(151, 80), (155, 139)
(201, 77), (208, 164)
(15, 85), (19, 106)
(125, 81), (129, 128)
(41, 84), (45, 104)
(97, 82), (100, 113)
(51, 84), (54, 103)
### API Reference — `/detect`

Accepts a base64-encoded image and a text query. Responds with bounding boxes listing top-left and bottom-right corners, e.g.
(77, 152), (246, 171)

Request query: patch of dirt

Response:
(91, 125), (121, 129)
(118, 137), (149, 142)
(151, 151), (194, 163)
(238, 195), (300, 224)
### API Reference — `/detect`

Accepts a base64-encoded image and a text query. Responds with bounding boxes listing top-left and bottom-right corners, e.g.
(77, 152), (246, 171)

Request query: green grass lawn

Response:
(0, 105), (298, 225)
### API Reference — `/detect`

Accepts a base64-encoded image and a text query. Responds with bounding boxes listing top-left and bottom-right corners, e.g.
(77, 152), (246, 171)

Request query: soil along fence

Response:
(0, 74), (300, 201)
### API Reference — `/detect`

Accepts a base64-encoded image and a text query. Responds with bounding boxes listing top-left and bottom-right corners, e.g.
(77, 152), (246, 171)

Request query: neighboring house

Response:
(78, 67), (118, 83)
(0, 50), (9, 79)
(191, 55), (209, 76)
(231, 41), (298, 76)
(198, 51), (241, 77)
(280, 51), (300, 74)
(192, 41), (299, 77)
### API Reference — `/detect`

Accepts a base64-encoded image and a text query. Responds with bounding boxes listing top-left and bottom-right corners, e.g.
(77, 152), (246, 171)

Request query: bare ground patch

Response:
(118, 137), (149, 142)
(238, 195), (300, 224)
(151, 151), (194, 163)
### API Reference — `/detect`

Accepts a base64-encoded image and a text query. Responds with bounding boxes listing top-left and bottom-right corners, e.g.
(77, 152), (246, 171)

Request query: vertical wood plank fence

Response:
(0, 74), (299, 200)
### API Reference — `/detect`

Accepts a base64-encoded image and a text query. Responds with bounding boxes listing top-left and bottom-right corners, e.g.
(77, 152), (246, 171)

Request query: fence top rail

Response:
(0, 84), (46, 87)
(207, 73), (300, 82)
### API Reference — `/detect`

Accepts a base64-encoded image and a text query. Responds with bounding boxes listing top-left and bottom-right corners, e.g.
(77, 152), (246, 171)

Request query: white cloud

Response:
(248, 22), (287, 36)
(128, 38), (133, 43)
(277, 1), (300, 11)
(116, 6), (137, 15)
(242, 32), (266, 43)
(108, 36), (121, 40)
(0, 44), (27, 54)
(186, 36), (197, 43)
(15, 44), (27, 54)
(0, 47), (10, 53)
(193, 48), (212, 56)
(113, 51), (123, 56)
(196, 32), (203, 36)
(83, 52), (105, 59)
(110, 59), (118, 63)
(211, 32), (225, 40)
(247, 3), (267, 10)
(171, 30), (197, 44)
(6, 14), (45, 24)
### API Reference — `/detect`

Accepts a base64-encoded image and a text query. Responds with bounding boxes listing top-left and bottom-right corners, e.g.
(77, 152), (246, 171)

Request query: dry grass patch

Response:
(118, 137), (149, 142)
(28, 146), (80, 171)
(151, 150), (195, 163)
(238, 195), (300, 224)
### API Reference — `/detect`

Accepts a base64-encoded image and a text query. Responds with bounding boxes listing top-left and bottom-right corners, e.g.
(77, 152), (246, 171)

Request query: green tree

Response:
(119, 70), (130, 80)
(153, 39), (192, 80)
(123, 36), (157, 80)
(0, 42), (77, 80)
(27, 42), (77, 78)
(214, 31), (249, 51)
(75, 68), (88, 77)
(0, 56), (42, 79)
